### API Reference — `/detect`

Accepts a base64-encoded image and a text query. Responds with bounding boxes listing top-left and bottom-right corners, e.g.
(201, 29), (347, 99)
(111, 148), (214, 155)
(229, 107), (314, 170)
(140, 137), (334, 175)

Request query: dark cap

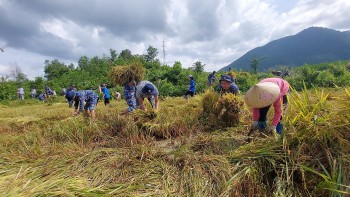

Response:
(142, 84), (156, 94)
(220, 75), (233, 83)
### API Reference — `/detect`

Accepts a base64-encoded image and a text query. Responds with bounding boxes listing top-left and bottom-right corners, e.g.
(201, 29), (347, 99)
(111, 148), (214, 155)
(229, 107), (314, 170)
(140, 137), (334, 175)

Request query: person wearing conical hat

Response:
(245, 78), (289, 135)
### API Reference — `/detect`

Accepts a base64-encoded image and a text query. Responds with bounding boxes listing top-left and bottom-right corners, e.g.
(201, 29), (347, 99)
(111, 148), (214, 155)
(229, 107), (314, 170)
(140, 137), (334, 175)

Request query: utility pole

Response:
(162, 41), (167, 66)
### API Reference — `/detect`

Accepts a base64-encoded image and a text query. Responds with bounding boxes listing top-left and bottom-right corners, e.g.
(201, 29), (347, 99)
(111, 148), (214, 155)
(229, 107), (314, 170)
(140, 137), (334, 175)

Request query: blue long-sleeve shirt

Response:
(189, 79), (196, 92)
(65, 88), (77, 100)
(101, 87), (110, 99)
(74, 90), (98, 111)
(217, 83), (239, 95)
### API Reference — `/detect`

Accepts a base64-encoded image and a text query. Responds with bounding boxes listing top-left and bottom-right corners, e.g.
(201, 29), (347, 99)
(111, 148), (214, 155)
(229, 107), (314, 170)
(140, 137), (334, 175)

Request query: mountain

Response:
(221, 27), (350, 71)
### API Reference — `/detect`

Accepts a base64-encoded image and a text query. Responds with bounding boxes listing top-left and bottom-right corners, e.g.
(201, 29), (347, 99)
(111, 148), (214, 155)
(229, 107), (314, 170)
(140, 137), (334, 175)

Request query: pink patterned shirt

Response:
(252, 78), (290, 126)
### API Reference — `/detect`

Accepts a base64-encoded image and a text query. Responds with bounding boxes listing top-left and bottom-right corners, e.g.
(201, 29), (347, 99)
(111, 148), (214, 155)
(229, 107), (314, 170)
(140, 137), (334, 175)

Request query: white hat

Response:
(244, 82), (280, 108)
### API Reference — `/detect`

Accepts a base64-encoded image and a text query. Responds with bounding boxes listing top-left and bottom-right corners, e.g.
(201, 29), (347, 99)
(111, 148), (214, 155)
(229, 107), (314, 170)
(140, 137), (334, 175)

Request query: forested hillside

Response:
(222, 27), (350, 72)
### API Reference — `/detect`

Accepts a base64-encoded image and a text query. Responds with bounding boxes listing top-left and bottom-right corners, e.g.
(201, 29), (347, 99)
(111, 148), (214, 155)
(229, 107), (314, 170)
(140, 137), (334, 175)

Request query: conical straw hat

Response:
(244, 82), (280, 108)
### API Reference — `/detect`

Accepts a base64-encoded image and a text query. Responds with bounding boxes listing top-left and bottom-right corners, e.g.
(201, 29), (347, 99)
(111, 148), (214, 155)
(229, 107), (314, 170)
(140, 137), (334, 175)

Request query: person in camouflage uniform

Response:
(73, 89), (98, 119)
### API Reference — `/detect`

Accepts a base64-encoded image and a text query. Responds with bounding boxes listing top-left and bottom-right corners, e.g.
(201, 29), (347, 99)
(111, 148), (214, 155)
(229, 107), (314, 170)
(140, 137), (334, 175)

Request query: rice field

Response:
(0, 88), (349, 196)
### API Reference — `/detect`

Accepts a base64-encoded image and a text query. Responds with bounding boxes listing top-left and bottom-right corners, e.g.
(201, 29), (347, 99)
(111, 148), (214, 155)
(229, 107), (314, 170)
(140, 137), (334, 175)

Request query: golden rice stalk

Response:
(201, 90), (243, 127)
(216, 94), (244, 127)
(202, 90), (220, 114)
(109, 60), (145, 86)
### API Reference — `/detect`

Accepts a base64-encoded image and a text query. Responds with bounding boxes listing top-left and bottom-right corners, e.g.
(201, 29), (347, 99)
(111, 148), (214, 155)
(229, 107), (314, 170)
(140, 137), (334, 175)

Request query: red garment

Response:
(252, 78), (290, 126)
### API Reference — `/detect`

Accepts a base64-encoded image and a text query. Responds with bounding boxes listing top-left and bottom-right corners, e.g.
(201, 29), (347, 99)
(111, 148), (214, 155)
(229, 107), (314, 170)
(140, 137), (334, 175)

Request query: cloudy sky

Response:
(0, 0), (349, 79)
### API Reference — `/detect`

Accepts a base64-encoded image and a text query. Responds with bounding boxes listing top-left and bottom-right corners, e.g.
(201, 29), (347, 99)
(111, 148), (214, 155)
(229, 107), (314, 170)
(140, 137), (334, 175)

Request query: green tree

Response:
(250, 56), (266, 74)
(144, 45), (158, 62)
(164, 61), (183, 84)
(68, 63), (75, 70)
(44, 59), (69, 80)
(109, 48), (118, 62)
(11, 65), (28, 83)
(78, 56), (89, 70)
(192, 61), (205, 73)
(120, 49), (133, 60)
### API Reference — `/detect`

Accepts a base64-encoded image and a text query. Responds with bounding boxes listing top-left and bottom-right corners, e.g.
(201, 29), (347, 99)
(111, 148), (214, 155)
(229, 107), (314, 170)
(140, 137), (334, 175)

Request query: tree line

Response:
(1, 45), (350, 102)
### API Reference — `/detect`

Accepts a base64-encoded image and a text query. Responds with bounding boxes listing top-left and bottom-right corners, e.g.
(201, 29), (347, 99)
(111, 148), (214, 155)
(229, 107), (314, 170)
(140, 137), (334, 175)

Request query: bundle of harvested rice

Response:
(109, 60), (145, 86)
(201, 90), (243, 128)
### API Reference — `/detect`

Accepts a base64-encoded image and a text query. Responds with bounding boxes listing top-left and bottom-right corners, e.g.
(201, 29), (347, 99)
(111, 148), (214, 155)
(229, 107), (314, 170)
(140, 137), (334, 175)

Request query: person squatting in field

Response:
(216, 74), (239, 95)
(124, 78), (137, 112)
(65, 84), (77, 108)
(246, 78), (290, 137)
(135, 80), (159, 111)
(38, 93), (46, 102)
(184, 75), (196, 101)
(73, 89), (99, 119)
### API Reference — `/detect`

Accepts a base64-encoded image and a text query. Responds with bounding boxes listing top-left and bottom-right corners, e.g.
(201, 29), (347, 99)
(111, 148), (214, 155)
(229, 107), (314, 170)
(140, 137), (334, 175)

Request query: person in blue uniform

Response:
(185, 75), (196, 101)
(216, 74), (239, 95)
(73, 90), (98, 119)
(65, 84), (77, 108)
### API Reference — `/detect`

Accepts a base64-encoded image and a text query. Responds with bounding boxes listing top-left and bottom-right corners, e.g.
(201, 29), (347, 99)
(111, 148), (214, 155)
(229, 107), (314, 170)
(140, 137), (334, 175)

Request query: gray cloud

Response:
(1, 0), (350, 78)
(15, 0), (172, 41)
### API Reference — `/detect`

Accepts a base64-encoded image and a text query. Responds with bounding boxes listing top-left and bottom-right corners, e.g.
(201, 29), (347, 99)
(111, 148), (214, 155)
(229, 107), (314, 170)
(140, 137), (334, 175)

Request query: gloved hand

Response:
(250, 121), (258, 129)
(283, 104), (289, 116)
(128, 106), (135, 112)
(270, 125), (280, 141)
(276, 123), (283, 134)
(270, 125), (277, 133)
(257, 121), (267, 130)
